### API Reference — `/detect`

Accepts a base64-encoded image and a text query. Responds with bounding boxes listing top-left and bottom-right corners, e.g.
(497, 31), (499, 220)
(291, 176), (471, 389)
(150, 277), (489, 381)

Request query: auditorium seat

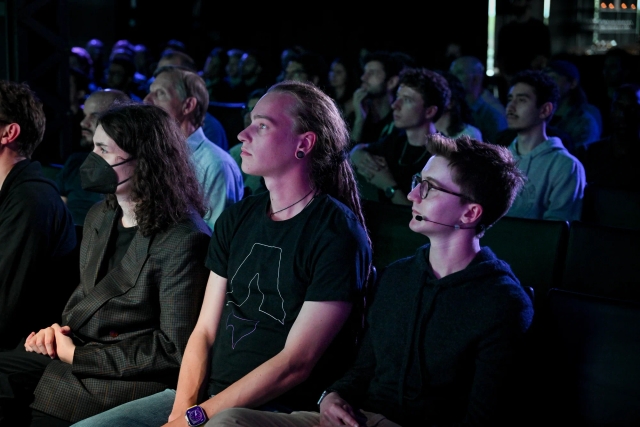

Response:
(545, 288), (640, 426)
(361, 200), (429, 269)
(581, 184), (640, 231)
(208, 101), (245, 149)
(480, 216), (570, 312)
(560, 220), (640, 302)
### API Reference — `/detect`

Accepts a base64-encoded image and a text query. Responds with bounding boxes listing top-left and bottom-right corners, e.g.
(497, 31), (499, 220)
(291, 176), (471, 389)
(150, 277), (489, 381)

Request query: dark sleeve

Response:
(304, 210), (371, 303)
(0, 183), (75, 349)
(363, 138), (386, 157)
(326, 324), (376, 406)
(462, 284), (534, 426)
(205, 200), (240, 278)
(55, 165), (66, 195)
(322, 264), (386, 405)
(71, 225), (211, 379)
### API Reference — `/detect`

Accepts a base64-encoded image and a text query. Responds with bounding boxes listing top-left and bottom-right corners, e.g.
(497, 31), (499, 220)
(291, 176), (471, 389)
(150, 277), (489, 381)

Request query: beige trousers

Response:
(206, 407), (402, 427)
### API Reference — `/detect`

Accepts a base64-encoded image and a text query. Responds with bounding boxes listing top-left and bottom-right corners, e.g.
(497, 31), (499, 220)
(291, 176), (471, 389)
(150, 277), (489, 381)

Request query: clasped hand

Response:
(24, 323), (76, 364)
(352, 151), (394, 189)
(318, 392), (367, 427)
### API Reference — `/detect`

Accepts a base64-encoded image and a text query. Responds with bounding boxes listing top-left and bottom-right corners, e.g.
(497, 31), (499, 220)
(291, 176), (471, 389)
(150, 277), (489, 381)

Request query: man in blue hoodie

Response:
(504, 69), (586, 222)
(204, 134), (534, 427)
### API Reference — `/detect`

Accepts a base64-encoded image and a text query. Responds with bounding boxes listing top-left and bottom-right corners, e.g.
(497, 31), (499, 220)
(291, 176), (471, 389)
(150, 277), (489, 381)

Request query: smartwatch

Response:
(384, 185), (399, 199)
(185, 405), (209, 427)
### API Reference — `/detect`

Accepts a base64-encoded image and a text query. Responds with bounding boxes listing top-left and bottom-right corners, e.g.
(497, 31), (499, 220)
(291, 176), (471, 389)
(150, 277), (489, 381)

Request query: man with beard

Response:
(56, 89), (130, 226)
(503, 70), (585, 222)
(349, 51), (405, 145)
(350, 67), (450, 206)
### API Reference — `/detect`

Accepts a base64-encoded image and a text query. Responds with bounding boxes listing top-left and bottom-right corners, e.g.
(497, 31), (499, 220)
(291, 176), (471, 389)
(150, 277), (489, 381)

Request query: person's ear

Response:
(182, 96), (198, 115)
(295, 131), (317, 158)
(0, 122), (21, 146)
(461, 202), (483, 226)
(424, 105), (439, 121)
(539, 101), (554, 121)
(387, 75), (400, 93)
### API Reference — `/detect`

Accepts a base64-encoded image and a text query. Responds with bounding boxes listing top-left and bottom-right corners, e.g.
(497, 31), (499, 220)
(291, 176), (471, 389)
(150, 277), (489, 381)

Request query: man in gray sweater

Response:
(503, 69), (586, 222)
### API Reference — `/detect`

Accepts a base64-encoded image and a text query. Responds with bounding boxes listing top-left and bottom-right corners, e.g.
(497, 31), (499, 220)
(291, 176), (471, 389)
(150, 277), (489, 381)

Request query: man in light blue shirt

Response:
(145, 65), (243, 230)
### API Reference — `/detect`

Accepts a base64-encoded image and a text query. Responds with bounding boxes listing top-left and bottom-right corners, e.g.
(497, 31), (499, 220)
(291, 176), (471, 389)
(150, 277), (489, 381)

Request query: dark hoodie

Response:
(330, 244), (534, 426)
(0, 159), (76, 350)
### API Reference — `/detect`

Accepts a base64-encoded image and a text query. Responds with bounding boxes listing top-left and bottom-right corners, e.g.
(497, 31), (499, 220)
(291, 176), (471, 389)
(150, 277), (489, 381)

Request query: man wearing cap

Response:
(544, 59), (602, 153)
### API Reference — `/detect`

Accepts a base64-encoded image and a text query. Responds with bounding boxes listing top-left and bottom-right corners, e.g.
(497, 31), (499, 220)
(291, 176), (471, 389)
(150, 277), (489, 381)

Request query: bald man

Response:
(56, 89), (130, 225)
(449, 56), (507, 144)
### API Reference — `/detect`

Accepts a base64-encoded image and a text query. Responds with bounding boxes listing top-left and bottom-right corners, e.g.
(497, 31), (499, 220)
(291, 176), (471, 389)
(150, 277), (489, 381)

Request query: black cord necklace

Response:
(270, 189), (314, 217)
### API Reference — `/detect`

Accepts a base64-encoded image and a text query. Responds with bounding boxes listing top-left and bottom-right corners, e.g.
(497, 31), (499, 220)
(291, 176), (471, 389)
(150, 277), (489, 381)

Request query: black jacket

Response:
(330, 245), (534, 426)
(0, 159), (76, 350)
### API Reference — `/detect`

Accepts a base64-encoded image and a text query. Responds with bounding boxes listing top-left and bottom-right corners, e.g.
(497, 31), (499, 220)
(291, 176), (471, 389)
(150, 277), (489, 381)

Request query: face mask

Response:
(79, 152), (134, 194)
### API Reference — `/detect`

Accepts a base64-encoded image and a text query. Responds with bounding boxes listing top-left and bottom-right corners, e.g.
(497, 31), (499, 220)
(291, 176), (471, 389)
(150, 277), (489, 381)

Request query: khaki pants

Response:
(206, 407), (402, 427)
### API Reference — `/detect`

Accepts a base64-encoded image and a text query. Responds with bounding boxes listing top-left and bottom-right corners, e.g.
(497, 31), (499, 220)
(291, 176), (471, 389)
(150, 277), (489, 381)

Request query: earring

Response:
(296, 151), (305, 159)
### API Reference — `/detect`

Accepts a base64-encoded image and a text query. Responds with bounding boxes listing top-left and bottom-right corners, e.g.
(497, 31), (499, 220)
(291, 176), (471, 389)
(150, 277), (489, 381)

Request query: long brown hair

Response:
(99, 103), (206, 236)
(268, 80), (373, 347)
(267, 80), (370, 246)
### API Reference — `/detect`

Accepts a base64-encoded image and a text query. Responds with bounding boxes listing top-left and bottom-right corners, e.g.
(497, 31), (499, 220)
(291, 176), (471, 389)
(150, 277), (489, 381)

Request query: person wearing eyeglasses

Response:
(199, 133), (534, 427)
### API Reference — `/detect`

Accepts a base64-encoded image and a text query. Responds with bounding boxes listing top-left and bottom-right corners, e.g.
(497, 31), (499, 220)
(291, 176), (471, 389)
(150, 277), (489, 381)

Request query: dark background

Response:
(72, 1), (492, 74)
(1, 0), (634, 165)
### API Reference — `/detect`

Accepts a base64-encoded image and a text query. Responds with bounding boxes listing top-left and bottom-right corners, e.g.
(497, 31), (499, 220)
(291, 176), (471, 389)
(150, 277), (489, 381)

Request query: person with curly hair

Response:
(72, 80), (373, 427)
(435, 70), (483, 141)
(0, 103), (212, 427)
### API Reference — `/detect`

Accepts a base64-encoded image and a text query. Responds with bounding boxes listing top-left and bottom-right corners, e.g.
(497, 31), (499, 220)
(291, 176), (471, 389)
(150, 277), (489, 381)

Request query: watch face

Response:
(186, 406), (207, 426)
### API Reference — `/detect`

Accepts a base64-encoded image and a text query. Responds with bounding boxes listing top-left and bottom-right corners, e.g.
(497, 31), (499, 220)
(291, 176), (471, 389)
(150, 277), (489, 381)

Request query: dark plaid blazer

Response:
(30, 202), (211, 423)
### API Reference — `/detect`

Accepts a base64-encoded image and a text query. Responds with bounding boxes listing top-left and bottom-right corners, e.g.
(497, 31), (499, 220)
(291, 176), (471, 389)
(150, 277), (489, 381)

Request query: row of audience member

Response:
(74, 35), (634, 152)
(0, 77), (532, 427)
(73, 36), (640, 227)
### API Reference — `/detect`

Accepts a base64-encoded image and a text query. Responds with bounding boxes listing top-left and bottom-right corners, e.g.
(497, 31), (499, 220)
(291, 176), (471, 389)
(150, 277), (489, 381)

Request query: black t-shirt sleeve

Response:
(205, 202), (236, 278)
(304, 210), (371, 303)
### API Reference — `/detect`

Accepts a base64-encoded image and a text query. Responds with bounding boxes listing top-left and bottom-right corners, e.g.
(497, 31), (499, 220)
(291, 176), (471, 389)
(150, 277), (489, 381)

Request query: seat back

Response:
(208, 101), (245, 148)
(561, 220), (640, 302)
(581, 184), (640, 231)
(361, 200), (429, 269)
(546, 288), (640, 425)
(480, 216), (569, 309)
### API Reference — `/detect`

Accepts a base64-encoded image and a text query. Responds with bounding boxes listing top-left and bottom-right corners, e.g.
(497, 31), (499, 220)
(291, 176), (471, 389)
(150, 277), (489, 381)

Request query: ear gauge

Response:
(296, 151), (305, 159)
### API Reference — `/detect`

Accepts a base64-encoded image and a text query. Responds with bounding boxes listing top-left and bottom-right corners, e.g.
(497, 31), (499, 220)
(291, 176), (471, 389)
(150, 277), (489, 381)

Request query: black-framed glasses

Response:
(411, 174), (474, 202)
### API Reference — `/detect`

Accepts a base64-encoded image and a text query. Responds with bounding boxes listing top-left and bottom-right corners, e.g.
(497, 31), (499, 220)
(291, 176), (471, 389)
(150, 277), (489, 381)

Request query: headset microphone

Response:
(414, 215), (461, 230)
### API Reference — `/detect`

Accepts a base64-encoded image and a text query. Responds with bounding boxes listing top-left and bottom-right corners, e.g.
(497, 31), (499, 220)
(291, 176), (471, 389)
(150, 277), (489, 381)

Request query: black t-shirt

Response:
(97, 211), (138, 283)
(364, 130), (431, 201)
(205, 192), (372, 410)
(359, 109), (395, 147)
